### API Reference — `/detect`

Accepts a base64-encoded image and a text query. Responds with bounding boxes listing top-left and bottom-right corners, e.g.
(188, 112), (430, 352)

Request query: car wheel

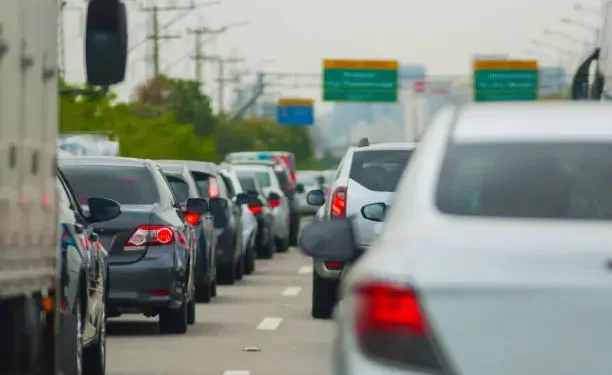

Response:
(158, 300), (188, 334)
(195, 282), (211, 303)
(259, 236), (275, 259)
(217, 263), (236, 285)
(311, 272), (338, 320)
(235, 254), (244, 281)
(245, 247), (256, 275)
(211, 280), (217, 297)
(289, 219), (299, 246)
(82, 298), (106, 375)
(186, 298), (196, 325)
(275, 237), (289, 253)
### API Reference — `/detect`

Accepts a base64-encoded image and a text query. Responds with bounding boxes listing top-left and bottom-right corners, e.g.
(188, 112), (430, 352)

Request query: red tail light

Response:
(249, 205), (263, 214)
(208, 179), (219, 198)
(269, 199), (281, 208)
(124, 225), (177, 250)
(330, 186), (347, 218)
(324, 261), (342, 270)
(184, 213), (200, 226)
(354, 281), (444, 371)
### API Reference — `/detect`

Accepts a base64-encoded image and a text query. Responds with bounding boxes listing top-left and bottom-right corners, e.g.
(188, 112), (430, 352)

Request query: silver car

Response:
(304, 102), (612, 375)
(296, 170), (327, 215)
(306, 142), (416, 319)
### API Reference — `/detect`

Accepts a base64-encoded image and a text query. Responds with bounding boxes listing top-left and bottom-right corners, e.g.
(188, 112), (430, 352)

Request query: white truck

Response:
(0, 0), (127, 373)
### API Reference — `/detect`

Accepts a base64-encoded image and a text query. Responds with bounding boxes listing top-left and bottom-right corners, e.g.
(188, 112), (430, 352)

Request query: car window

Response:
(237, 173), (258, 193)
(190, 171), (212, 197)
(274, 166), (293, 194)
(165, 174), (190, 203)
(215, 176), (229, 198)
(56, 178), (74, 218)
(349, 149), (413, 192)
(221, 174), (236, 197)
(436, 142), (612, 219)
(61, 165), (158, 205)
(255, 170), (271, 188)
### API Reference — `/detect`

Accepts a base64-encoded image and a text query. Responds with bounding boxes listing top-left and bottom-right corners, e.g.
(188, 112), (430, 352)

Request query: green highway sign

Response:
(473, 60), (538, 102)
(322, 59), (398, 102)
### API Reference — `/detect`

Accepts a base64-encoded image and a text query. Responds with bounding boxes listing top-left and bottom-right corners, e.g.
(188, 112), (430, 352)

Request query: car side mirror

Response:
(306, 189), (325, 206)
(234, 192), (250, 205)
(185, 197), (209, 215)
(295, 183), (305, 194)
(210, 197), (228, 211)
(298, 218), (356, 262)
(361, 203), (387, 222)
(85, 0), (128, 86)
(87, 197), (121, 223)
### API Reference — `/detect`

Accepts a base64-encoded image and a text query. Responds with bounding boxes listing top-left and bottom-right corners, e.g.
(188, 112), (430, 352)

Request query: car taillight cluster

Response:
(184, 213), (200, 226)
(249, 204), (263, 215)
(124, 225), (187, 250)
(330, 186), (347, 218)
(268, 199), (281, 208)
(354, 281), (445, 371)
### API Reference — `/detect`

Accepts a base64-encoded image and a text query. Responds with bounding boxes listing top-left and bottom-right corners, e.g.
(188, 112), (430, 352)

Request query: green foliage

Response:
(59, 77), (318, 165)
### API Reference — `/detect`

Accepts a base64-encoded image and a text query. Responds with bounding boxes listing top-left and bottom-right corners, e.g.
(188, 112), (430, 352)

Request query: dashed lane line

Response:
(298, 265), (312, 274)
(223, 371), (250, 375)
(256, 317), (283, 331)
(281, 286), (302, 296)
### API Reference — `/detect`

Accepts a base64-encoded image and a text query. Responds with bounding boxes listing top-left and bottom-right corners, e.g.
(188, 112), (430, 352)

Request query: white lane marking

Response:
(256, 317), (283, 331)
(282, 286), (302, 296)
(298, 265), (313, 274)
(223, 371), (250, 375)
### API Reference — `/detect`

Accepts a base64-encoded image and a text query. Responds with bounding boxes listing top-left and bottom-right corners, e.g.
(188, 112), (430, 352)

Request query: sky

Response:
(63, 0), (603, 114)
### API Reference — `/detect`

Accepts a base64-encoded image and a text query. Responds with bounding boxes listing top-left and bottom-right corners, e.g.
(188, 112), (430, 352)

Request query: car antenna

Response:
(358, 138), (370, 147)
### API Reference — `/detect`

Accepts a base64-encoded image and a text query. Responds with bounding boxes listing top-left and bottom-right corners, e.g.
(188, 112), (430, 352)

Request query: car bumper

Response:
(313, 246), (369, 280)
(107, 252), (184, 315)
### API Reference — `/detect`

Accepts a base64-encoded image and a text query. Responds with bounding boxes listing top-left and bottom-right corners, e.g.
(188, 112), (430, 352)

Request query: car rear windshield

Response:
(254, 170), (271, 188)
(61, 165), (158, 205)
(238, 176), (258, 193)
(165, 175), (190, 203)
(436, 143), (612, 219)
(190, 171), (212, 197)
(349, 149), (414, 192)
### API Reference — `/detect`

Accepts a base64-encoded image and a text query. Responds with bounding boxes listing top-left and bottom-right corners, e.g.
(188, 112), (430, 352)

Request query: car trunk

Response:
(89, 204), (155, 265)
(409, 226), (612, 375)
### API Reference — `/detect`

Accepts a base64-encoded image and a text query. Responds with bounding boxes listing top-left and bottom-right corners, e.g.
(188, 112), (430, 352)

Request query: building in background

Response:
(538, 66), (566, 98)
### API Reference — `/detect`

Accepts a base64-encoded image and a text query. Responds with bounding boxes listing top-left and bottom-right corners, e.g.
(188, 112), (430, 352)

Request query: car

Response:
(306, 142), (416, 319)
(231, 163), (292, 253)
(180, 161), (246, 285)
(300, 102), (612, 375)
(234, 170), (276, 259)
(56, 168), (121, 375)
(59, 156), (203, 334)
(225, 150), (297, 185)
(157, 161), (218, 302)
(219, 164), (258, 275)
(226, 157), (301, 246)
(295, 170), (327, 215)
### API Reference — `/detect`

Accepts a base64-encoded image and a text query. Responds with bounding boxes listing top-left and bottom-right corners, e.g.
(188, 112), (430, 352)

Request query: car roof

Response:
(229, 159), (282, 167)
(453, 102), (612, 143)
(180, 160), (219, 175)
(352, 142), (418, 153)
(233, 164), (270, 172)
(58, 156), (150, 167)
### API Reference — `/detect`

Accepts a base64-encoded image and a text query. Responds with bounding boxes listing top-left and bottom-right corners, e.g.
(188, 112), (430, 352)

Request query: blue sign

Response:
(276, 105), (314, 126)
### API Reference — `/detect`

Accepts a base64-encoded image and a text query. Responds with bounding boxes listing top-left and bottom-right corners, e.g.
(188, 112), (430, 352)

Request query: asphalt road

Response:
(106, 235), (332, 375)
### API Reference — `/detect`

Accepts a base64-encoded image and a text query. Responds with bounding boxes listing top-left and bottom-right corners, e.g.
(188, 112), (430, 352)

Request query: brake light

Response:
(184, 213), (200, 226)
(269, 199), (281, 208)
(330, 186), (347, 218)
(324, 261), (342, 270)
(354, 281), (444, 371)
(249, 205), (263, 214)
(124, 225), (176, 250)
(208, 179), (219, 198)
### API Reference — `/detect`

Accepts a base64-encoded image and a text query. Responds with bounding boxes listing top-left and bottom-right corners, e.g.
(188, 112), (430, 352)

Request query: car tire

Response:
(289, 219), (300, 246)
(217, 263), (236, 285)
(311, 272), (338, 320)
(195, 282), (211, 303)
(187, 298), (196, 325)
(158, 300), (188, 334)
(275, 237), (289, 253)
(235, 254), (244, 281)
(245, 247), (256, 275)
(211, 280), (217, 297)
(82, 298), (106, 375)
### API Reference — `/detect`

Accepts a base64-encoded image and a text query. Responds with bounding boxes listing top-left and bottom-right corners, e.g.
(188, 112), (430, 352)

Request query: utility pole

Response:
(140, 4), (194, 77)
(191, 54), (244, 115)
(188, 26), (226, 85)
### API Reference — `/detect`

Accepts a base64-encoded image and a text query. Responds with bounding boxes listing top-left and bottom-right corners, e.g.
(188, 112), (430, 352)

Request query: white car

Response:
(301, 102), (612, 375)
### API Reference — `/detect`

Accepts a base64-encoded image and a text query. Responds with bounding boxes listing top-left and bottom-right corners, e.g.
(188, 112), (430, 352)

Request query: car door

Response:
(57, 173), (101, 341)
